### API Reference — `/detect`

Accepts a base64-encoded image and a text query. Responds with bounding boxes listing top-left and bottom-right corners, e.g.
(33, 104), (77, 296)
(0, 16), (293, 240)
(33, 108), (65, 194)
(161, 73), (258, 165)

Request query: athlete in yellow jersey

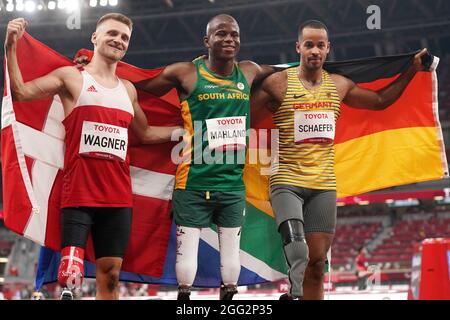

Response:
(251, 20), (428, 300)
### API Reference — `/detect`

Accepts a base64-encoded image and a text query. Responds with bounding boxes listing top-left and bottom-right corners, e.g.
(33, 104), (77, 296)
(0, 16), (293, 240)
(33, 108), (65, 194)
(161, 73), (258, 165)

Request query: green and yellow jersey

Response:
(176, 57), (250, 191)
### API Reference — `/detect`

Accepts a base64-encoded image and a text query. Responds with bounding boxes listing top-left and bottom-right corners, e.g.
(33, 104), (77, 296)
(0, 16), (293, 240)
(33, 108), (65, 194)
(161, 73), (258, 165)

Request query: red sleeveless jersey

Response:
(61, 70), (134, 208)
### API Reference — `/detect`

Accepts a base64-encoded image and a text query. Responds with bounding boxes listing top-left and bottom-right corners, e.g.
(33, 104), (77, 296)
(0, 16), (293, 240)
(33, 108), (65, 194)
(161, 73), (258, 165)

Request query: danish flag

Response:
(2, 33), (182, 278)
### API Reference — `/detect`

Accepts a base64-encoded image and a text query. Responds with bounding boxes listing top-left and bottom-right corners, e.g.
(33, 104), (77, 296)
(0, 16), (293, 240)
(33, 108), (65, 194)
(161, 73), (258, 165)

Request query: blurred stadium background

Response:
(0, 0), (449, 300)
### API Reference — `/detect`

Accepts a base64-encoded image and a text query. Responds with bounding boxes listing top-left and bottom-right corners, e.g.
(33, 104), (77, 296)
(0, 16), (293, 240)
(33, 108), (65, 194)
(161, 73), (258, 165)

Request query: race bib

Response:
(205, 116), (247, 150)
(79, 121), (128, 161)
(294, 110), (335, 144)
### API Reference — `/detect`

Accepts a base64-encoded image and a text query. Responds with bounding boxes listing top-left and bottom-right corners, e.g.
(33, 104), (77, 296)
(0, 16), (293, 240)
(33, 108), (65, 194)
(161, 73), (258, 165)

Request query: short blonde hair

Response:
(96, 13), (133, 31)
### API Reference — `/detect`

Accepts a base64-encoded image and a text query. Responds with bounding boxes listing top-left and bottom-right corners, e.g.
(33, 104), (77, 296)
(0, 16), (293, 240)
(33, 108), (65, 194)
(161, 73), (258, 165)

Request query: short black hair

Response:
(298, 20), (328, 38)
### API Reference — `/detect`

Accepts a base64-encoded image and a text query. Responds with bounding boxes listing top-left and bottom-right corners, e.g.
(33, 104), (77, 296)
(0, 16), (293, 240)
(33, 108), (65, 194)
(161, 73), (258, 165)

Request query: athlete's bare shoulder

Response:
(329, 73), (354, 101)
(167, 61), (197, 97)
(329, 72), (349, 85)
(52, 66), (83, 89)
(120, 78), (137, 98)
(238, 60), (260, 69)
(265, 69), (287, 83)
(251, 69), (287, 111)
(52, 66), (82, 98)
(238, 60), (265, 78)
(238, 60), (274, 87)
(55, 65), (82, 78)
(263, 69), (287, 95)
(135, 61), (196, 98)
(120, 78), (134, 88)
(165, 61), (196, 79)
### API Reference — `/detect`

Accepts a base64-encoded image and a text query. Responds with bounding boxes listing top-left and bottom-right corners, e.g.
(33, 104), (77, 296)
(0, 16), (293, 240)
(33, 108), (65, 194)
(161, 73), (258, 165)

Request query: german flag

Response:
(248, 52), (448, 203)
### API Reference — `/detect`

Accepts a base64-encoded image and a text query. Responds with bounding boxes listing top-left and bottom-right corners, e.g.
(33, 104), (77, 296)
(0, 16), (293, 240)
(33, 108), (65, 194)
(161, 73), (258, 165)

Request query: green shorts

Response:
(172, 189), (246, 228)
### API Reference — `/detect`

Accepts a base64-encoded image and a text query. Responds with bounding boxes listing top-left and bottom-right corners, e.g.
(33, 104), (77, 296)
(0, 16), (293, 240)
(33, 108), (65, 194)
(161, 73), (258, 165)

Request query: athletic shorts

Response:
(61, 207), (132, 259)
(270, 184), (336, 234)
(172, 189), (246, 228)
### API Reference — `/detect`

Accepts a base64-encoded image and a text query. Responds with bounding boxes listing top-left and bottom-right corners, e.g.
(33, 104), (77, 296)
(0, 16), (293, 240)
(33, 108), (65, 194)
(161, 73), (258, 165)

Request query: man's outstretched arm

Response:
(125, 81), (181, 144)
(135, 62), (194, 97)
(241, 61), (285, 85)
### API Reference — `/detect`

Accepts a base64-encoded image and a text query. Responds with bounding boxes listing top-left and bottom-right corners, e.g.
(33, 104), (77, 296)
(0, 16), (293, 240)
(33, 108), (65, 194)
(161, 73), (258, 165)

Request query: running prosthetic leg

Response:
(57, 246), (85, 300)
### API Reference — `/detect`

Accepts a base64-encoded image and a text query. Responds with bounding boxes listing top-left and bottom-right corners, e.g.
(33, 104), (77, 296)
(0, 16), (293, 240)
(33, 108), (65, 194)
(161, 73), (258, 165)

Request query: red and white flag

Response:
(1, 33), (181, 277)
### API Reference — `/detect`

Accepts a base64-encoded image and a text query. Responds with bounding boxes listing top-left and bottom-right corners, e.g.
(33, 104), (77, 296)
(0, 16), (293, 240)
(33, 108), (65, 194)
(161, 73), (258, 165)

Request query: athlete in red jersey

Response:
(5, 14), (179, 300)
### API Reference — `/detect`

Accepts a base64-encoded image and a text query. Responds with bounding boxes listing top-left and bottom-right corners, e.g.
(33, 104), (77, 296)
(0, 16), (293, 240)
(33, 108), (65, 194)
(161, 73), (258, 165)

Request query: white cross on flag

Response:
(1, 33), (181, 277)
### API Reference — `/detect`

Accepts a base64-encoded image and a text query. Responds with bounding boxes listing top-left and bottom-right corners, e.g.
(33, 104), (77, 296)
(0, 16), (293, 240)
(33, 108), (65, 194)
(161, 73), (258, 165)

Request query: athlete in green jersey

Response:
(137, 14), (280, 300)
(175, 56), (250, 191)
